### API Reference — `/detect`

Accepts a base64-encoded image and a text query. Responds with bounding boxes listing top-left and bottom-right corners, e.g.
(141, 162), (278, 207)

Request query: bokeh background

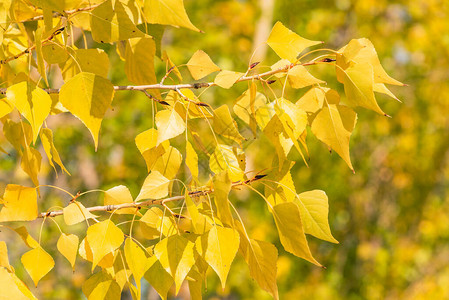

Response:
(1, 0), (448, 299)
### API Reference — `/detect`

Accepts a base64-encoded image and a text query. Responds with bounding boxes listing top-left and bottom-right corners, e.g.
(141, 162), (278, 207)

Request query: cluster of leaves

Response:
(0, 0), (403, 299)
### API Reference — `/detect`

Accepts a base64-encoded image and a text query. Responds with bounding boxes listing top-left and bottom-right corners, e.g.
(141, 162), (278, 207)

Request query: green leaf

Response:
(82, 270), (121, 300)
(86, 220), (124, 271)
(136, 170), (170, 201)
(59, 72), (115, 150)
(0, 185), (37, 222)
(90, 0), (144, 43)
(154, 235), (195, 294)
(296, 190), (338, 243)
(267, 21), (321, 62)
(21, 246), (54, 286)
(272, 202), (321, 266)
(198, 226), (240, 288)
(6, 82), (51, 144)
(143, 0), (200, 32)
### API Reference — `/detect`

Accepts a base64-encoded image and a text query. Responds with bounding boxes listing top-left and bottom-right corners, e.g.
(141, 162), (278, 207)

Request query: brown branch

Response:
(22, 4), (101, 23)
(38, 176), (264, 218)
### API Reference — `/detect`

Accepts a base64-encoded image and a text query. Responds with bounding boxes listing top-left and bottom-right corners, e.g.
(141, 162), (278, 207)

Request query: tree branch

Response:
(22, 4), (101, 23)
(38, 176), (265, 218)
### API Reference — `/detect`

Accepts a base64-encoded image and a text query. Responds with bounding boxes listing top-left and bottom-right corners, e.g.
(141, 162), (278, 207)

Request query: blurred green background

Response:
(1, 0), (448, 299)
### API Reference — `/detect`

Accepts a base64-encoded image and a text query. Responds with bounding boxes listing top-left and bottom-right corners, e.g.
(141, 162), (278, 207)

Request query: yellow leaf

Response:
(267, 21), (321, 63)
(136, 170), (170, 201)
(311, 100), (357, 171)
(264, 165), (297, 206)
(153, 145), (182, 179)
(3, 120), (32, 153)
(212, 171), (233, 227)
(186, 141), (199, 180)
(296, 86), (328, 114)
(0, 241), (11, 271)
(140, 207), (177, 238)
(144, 256), (174, 300)
(233, 88), (267, 125)
(213, 105), (245, 145)
(214, 70), (244, 89)
(200, 226), (239, 288)
(6, 82), (51, 143)
(125, 37), (158, 85)
(82, 270), (121, 300)
(109, 251), (130, 291)
(209, 144), (245, 182)
(104, 185), (136, 215)
(155, 109), (186, 145)
(185, 193), (200, 233)
(0, 184), (37, 222)
(124, 239), (149, 297)
(236, 221), (278, 300)
(59, 48), (110, 81)
(59, 72), (115, 150)
(0, 267), (36, 300)
(270, 59), (291, 78)
(90, 0), (144, 43)
(78, 238), (115, 269)
(374, 83), (401, 102)
(296, 190), (338, 244)
(13, 226), (39, 248)
(263, 115), (291, 167)
(272, 202), (321, 266)
(40, 128), (70, 175)
(63, 202), (97, 226)
(187, 50), (221, 80)
(162, 51), (183, 81)
(20, 146), (41, 188)
(287, 65), (325, 89)
(21, 246), (54, 286)
(57, 233), (79, 270)
(42, 42), (68, 64)
(86, 219), (124, 271)
(186, 268), (203, 300)
(34, 27), (48, 85)
(0, 98), (13, 118)
(154, 235), (195, 294)
(135, 128), (167, 172)
(144, 0), (200, 32)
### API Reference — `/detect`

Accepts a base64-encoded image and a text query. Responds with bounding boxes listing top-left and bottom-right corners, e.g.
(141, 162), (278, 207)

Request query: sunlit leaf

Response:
(144, 256), (174, 300)
(153, 145), (182, 179)
(214, 70), (244, 89)
(213, 105), (245, 145)
(124, 238), (149, 297)
(125, 37), (158, 86)
(0, 98), (13, 118)
(267, 21), (321, 62)
(135, 170), (170, 201)
(78, 238), (115, 269)
(86, 219), (124, 271)
(144, 0), (200, 32)
(287, 65), (324, 89)
(186, 141), (199, 180)
(0, 185), (37, 222)
(20, 146), (41, 188)
(212, 171), (233, 227)
(59, 72), (115, 150)
(0, 241), (11, 271)
(0, 267), (37, 300)
(40, 128), (70, 175)
(187, 50), (221, 80)
(155, 108), (186, 145)
(209, 144), (245, 181)
(21, 246), (54, 286)
(82, 270), (121, 300)
(104, 185), (136, 215)
(59, 48), (109, 80)
(57, 233), (79, 270)
(63, 202), (97, 226)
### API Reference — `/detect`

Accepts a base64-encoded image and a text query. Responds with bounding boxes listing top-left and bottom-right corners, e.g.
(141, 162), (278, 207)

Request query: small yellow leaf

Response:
(209, 144), (245, 182)
(42, 42), (68, 64)
(213, 105), (245, 145)
(57, 233), (79, 270)
(0, 98), (13, 118)
(374, 83), (401, 102)
(296, 190), (338, 243)
(86, 219), (124, 271)
(267, 21), (321, 62)
(201, 226), (239, 288)
(214, 70), (244, 89)
(155, 109), (186, 145)
(21, 246), (55, 286)
(124, 239), (149, 297)
(154, 235), (195, 294)
(153, 145), (183, 179)
(40, 128), (70, 175)
(296, 87), (328, 114)
(144, 256), (174, 300)
(78, 238), (115, 269)
(212, 171), (233, 227)
(0, 241), (11, 271)
(60, 48), (110, 81)
(63, 202), (97, 226)
(144, 0), (200, 32)
(20, 146), (41, 188)
(6, 82), (51, 143)
(187, 50), (221, 80)
(34, 27), (48, 86)
(13, 226), (39, 248)
(59, 72), (115, 150)
(125, 37), (158, 86)
(162, 51), (183, 81)
(135, 128), (167, 172)
(185, 193), (200, 233)
(186, 141), (199, 180)
(104, 185), (136, 215)
(3, 120), (32, 153)
(140, 207), (177, 238)
(233, 88), (267, 125)
(136, 170), (170, 201)
(287, 65), (325, 89)
(272, 202), (321, 266)
(82, 270), (121, 300)
(90, 0), (144, 43)
(0, 185), (37, 222)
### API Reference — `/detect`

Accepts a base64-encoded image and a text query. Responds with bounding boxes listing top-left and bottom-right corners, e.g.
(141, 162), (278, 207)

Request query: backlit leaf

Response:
(34, 27), (47, 85)
(296, 190), (338, 243)
(21, 246), (54, 286)
(78, 238), (115, 269)
(187, 50), (221, 80)
(86, 219), (124, 271)
(40, 128), (70, 175)
(63, 202), (97, 226)
(214, 70), (244, 89)
(153, 146), (182, 179)
(296, 86), (328, 115)
(154, 235), (195, 294)
(124, 238), (149, 297)
(13, 226), (39, 248)
(6, 82), (51, 143)
(104, 185), (136, 215)
(0, 241), (11, 271)
(209, 144), (245, 181)
(0, 184), (37, 222)
(267, 21), (321, 62)
(233, 87), (267, 125)
(20, 146), (41, 188)
(136, 170), (170, 201)
(59, 72), (115, 150)
(0, 267), (37, 300)
(287, 65), (324, 89)
(125, 37), (158, 86)
(186, 141), (199, 180)
(0, 98), (13, 118)
(213, 105), (245, 145)
(59, 48), (109, 80)
(212, 171), (233, 227)
(57, 233), (79, 270)
(143, 0), (200, 32)
(144, 256), (174, 300)
(155, 109), (186, 145)
(82, 270), (121, 300)
(272, 202), (321, 266)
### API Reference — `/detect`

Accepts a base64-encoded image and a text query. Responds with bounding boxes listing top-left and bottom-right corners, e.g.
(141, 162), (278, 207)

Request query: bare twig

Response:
(22, 4), (101, 23)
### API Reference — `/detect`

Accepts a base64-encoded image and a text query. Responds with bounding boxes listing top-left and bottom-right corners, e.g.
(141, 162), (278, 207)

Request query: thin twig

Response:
(22, 4), (101, 23)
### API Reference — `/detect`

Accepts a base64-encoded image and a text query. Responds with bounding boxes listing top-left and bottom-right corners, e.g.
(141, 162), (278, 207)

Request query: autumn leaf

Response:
(104, 185), (137, 215)
(82, 270), (121, 300)
(155, 108), (186, 145)
(214, 70), (244, 89)
(63, 202), (97, 226)
(21, 246), (55, 286)
(135, 170), (170, 201)
(57, 233), (79, 270)
(144, 0), (201, 32)
(144, 256), (174, 300)
(187, 50), (221, 80)
(0, 185), (37, 222)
